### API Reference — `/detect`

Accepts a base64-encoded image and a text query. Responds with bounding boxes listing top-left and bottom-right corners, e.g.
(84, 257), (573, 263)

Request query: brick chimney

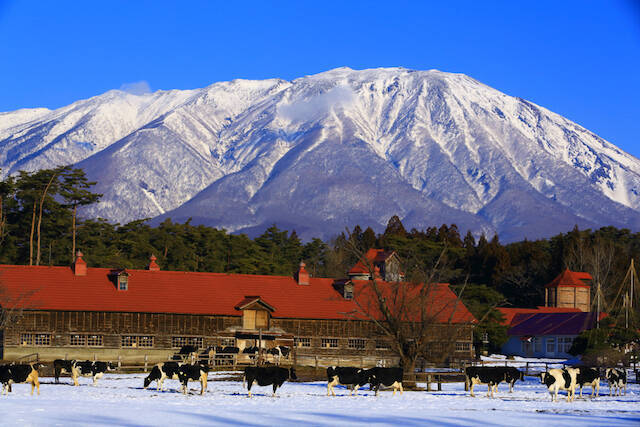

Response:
(296, 261), (310, 285)
(147, 254), (160, 271)
(73, 251), (87, 276)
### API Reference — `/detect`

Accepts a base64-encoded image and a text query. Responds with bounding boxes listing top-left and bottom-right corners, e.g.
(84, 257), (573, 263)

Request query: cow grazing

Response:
(465, 367), (505, 398)
(605, 368), (627, 396)
(144, 362), (181, 391)
(1, 364), (41, 396)
(244, 366), (297, 397)
(177, 363), (209, 395)
(540, 368), (578, 402)
(326, 366), (371, 396)
(575, 367), (600, 398)
(368, 367), (403, 396)
(53, 359), (77, 384)
(73, 360), (116, 386)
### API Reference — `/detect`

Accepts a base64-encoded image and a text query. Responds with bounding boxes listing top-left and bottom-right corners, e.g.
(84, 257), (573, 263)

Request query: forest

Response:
(1, 167), (639, 352)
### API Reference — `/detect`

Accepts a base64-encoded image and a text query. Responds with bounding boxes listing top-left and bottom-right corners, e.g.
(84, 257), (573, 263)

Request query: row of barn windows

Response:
(521, 337), (574, 354)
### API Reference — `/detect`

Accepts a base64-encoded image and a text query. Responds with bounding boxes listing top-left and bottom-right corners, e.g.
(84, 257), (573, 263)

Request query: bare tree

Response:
(0, 272), (34, 334)
(339, 234), (475, 376)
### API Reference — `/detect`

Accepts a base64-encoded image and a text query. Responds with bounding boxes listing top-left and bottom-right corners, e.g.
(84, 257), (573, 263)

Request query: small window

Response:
(172, 337), (203, 349)
(121, 336), (137, 347)
(87, 335), (103, 347)
(455, 342), (470, 352)
(118, 275), (128, 290)
(321, 338), (338, 348)
(138, 336), (154, 348)
(70, 334), (87, 346)
(295, 337), (311, 348)
(375, 340), (391, 350)
(534, 337), (542, 353)
(348, 338), (366, 350)
(220, 338), (236, 347)
(20, 333), (33, 346)
(546, 337), (556, 353)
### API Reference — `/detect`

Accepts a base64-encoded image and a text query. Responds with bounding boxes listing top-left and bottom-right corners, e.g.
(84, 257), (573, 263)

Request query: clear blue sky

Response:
(1, 1), (639, 157)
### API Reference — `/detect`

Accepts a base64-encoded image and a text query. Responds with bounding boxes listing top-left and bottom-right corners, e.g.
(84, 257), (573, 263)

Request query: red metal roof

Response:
(496, 307), (582, 326)
(545, 269), (592, 288)
(348, 249), (395, 274)
(0, 264), (475, 324)
(507, 312), (606, 336)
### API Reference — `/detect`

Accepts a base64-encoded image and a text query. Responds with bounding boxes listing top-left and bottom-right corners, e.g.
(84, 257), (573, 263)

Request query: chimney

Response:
(147, 254), (160, 271)
(73, 251), (87, 276)
(296, 261), (310, 285)
(374, 265), (382, 280)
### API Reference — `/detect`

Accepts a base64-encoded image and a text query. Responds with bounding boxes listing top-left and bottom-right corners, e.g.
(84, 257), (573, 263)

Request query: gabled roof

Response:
(0, 264), (475, 324)
(348, 249), (396, 274)
(508, 312), (606, 336)
(234, 296), (275, 312)
(496, 307), (582, 326)
(545, 269), (592, 288)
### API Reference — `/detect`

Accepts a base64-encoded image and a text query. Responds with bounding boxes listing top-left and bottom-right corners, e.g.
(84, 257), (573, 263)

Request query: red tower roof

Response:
(545, 269), (592, 288)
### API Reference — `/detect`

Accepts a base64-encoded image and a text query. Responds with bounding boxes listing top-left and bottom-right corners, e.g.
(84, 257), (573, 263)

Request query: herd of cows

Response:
(0, 359), (632, 402)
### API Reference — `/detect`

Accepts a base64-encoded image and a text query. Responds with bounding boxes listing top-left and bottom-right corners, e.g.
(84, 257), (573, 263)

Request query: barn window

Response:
(118, 275), (128, 290)
(138, 336), (154, 348)
(455, 342), (470, 352)
(321, 338), (338, 348)
(87, 335), (103, 347)
(294, 337), (311, 347)
(558, 337), (573, 353)
(256, 310), (268, 329)
(220, 337), (236, 347)
(20, 333), (33, 346)
(243, 310), (269, 330)
(546, 337), (556, 353)
(121, 336), (137, 347)
(534, 337), (542, 353)
(348, 338), (366, 350)
(375, 340), (391, 350)
(172, 336), (203, 348)
(70, 334), (86, 346)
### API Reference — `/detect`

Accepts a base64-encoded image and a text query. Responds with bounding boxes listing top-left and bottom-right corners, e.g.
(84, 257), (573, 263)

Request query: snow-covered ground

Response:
(2, 371), (639, 426)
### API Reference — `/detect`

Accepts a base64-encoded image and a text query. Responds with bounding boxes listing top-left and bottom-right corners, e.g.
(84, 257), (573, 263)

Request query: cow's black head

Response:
(289, 368), (297, 381)
(144, 376), (152, 388)
(539, 372), (546, 383)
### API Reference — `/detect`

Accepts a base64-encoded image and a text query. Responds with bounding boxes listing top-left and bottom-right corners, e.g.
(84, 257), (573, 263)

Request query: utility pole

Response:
(596, 281), (601, 329)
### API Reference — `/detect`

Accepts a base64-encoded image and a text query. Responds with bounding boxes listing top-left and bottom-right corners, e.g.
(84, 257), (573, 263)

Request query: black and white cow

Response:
(540, 368), (578, 402)
(244, 366), (297, 397)
(267, 346), (291, 364)
(1, 363), (41, 396)
(368, 367), (403, 396)
(243, 346), (260, 354)
(575, 367), (600, 398)
(500, 367), (525, 393)
(605, 368), (627, 396)
(73, 360), (116, 386)
(326, 366), (371, 396)
(144, 362), (182, 391)
(53, 359), (77, 384)
(465, 367), (505, 397)
(177, 363), (209, 395)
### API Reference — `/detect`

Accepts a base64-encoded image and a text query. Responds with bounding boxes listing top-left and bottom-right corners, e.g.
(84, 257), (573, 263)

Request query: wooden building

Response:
(0, 252), (475, 366)
(544, 269), (592, 312)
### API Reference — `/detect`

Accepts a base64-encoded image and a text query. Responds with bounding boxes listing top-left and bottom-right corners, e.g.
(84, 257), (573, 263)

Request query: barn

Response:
(0, 251), (475, 366)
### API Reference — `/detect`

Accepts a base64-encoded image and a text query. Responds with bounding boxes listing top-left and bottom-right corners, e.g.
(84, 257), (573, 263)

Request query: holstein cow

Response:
(368, 367), (403, 396)
(326, 366), (371, 396)
(73, 361), (116, 386)
(53, 359), (77, 384)
(605, 368), (627, 396)
(500, 367), (525, 393)
(267, 346), (291, 364)
(540, 368), (578, 402)
(177, 363), (209, 395)
(575, 367), (600, 398)
(244, 366), (297, 397)
(2, 364), (41, 396)
(465, 367), (505, 398)
(144, 362), (182, 391)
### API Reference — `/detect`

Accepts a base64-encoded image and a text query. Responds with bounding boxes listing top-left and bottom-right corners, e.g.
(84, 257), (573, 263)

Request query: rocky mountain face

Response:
(2, 67), (639, 241)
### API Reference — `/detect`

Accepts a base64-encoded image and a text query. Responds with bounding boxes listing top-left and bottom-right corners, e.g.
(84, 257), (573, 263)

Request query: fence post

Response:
(426, 374), (432, 392)
(117, 355), (122, 369)
(437, 375), (442, 392)
(144, 355), (148, 373)
(94, 353), (97, 361)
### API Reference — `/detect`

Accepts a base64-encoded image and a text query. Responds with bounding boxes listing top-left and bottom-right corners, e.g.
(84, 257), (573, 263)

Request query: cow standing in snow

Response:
(605, 368), (627, 396)
(575, 367), (600, 398)
(326, 366), (371, 396)
(540, 368), (578, 402)
(144, 362), (182, 391)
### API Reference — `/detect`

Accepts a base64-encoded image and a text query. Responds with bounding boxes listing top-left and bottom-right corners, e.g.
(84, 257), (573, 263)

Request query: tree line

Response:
(2, 167), (639, 354)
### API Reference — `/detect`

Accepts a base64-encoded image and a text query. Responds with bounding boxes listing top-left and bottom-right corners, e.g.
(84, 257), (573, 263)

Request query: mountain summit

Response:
(2, 67), (639, 241)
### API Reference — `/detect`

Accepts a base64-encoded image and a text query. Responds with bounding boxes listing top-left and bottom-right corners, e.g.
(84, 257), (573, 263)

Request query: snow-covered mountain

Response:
(2, 67), (639, 241)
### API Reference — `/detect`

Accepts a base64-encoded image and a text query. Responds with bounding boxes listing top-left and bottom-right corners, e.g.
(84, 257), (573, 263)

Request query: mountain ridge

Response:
(1, 67), (639, 241)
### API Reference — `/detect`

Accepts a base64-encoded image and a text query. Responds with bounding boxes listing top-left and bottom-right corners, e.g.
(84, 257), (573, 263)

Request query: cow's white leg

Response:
(201, 373), (207, 395)
(353, 384), (360, 396)
(469, 381), (476, 397)
(399, 382), (403, 394)
(328, 377), (338, 396)
(93, 372), (104, 386)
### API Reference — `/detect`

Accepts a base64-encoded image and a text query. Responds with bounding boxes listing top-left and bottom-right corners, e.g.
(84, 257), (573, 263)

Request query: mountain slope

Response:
(1, 67), (639, 241)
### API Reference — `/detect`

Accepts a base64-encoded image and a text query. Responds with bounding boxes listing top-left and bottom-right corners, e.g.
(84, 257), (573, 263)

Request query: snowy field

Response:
(2, 371), (639, 426)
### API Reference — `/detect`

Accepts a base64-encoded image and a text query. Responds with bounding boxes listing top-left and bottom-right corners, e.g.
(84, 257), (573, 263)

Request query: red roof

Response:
(508, 312), (606, 336)
(497, 307), (582, 326)
(0, 264), (475, 324)
(545, 269), (592, 288)
(348, 249), (395, 274)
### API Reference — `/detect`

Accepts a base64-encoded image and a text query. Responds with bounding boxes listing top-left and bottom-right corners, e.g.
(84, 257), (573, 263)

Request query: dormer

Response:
(109, 269), (130, 291)
(234, 296), (275, 330)
(332, 279), (354, 300)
